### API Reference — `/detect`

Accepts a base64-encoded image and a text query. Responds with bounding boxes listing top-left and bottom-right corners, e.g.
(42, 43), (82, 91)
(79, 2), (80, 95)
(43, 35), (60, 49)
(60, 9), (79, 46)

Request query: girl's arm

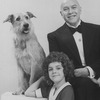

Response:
(25, 76), (44, 97)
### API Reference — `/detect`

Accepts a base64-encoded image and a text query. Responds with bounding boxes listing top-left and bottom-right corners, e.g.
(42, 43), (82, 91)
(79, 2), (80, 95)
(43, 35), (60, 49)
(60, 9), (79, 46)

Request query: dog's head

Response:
(4, 12), (36, 36)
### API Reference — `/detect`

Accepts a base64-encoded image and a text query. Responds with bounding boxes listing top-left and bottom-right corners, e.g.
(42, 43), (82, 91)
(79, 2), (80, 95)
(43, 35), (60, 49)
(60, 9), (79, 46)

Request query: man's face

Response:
(60, 0), (81, 26)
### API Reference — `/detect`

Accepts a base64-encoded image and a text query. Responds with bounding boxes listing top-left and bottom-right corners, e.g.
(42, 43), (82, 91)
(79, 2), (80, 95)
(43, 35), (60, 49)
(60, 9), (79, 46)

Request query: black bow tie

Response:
(69, 25), (82, 34)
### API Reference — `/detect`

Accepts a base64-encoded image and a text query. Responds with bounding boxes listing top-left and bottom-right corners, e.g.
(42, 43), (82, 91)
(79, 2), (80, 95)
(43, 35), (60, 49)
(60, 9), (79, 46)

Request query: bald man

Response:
(47, 0), (100, 100)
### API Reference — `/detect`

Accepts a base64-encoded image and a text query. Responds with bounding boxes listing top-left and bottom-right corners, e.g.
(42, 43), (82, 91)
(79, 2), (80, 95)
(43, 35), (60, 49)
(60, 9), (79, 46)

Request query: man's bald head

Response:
(60, 0), (80, 10)
(60, 0), (81, 27)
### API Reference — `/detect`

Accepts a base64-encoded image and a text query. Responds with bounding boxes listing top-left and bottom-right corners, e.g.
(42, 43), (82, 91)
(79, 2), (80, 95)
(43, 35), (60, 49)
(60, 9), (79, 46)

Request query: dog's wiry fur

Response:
(4, 12), (45, 95)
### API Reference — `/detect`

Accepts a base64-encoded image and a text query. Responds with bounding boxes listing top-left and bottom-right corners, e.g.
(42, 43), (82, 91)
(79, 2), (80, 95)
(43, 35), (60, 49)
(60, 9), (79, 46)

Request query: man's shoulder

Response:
(82, 21), (100, 29)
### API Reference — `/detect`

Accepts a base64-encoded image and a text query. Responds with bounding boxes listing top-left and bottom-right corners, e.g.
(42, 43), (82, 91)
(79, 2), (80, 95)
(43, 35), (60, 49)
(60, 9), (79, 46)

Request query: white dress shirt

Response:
(66, 20), (95, 78)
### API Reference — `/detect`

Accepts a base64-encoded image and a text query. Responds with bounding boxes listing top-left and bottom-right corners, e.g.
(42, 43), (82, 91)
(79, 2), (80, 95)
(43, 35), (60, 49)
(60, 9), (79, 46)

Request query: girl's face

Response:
(48, 62), (65, 84)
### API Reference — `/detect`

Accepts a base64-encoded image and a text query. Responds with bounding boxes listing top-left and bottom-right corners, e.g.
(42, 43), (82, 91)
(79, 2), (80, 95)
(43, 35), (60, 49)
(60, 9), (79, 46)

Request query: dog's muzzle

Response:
(22, 23), (30, 34)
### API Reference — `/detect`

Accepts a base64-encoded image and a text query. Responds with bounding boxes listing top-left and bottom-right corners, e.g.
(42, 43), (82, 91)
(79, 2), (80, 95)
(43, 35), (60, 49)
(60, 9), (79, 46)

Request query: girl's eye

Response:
(56, 67), (61, 70)
(48, 68), (53, 71)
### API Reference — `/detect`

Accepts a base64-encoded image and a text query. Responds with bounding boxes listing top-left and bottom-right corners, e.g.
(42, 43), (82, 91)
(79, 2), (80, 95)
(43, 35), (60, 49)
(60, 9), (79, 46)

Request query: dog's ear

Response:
(3, 14), (14, 24)
(26, 12), (36, 18)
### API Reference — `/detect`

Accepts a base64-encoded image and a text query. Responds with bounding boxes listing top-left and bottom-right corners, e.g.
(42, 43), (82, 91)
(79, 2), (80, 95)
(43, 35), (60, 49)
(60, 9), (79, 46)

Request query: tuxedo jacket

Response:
(47, 21), (100, 78)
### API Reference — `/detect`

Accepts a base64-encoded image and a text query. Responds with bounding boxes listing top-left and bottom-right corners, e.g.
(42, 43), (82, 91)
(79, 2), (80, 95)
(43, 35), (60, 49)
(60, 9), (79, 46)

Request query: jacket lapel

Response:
(62, 23), (82, 64)
(61, 22), (94, 66)
(81, 22), (93, 64)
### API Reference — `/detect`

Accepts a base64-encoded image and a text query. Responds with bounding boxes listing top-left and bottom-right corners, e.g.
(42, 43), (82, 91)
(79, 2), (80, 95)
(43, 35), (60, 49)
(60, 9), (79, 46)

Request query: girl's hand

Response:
(24, 90), (36, 97)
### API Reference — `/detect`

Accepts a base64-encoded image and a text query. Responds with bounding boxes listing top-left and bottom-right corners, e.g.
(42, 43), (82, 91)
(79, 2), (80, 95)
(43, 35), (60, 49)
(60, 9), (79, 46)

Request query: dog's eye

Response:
(25, 16), (29, 20)
(16, 17), (20, 21)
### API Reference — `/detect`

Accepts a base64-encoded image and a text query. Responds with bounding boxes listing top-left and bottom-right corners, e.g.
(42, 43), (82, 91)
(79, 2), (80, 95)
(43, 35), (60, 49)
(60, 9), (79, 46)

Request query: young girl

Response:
(25, 51), (74, 100)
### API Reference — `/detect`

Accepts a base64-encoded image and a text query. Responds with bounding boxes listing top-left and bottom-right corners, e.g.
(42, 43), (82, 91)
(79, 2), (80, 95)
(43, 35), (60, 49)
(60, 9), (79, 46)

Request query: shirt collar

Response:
(66, 20), (81, 28)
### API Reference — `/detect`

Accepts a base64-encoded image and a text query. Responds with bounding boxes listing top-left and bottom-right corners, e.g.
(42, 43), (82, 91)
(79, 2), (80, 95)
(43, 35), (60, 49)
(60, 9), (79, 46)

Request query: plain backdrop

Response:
(0, 0), (100, 98)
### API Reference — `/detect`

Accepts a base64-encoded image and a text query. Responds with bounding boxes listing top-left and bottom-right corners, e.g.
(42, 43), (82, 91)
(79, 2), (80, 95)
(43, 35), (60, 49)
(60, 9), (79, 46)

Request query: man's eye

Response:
(16, 17), (20, 21)
(63, 8), (69, 11)
(72, 6), (77, 9)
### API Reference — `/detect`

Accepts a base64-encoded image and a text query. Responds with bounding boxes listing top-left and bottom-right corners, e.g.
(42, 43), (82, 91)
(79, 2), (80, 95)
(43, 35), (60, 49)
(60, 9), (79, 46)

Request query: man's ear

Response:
(26, 12), (36, 18)
(3, 14), (14, 24)
(60, 11), (63, 16)
(80, 6), (82, 14)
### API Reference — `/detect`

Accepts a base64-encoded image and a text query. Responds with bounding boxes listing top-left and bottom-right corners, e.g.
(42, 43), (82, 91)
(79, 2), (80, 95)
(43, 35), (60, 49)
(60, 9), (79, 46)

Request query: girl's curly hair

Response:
(42, 51), (74, 86)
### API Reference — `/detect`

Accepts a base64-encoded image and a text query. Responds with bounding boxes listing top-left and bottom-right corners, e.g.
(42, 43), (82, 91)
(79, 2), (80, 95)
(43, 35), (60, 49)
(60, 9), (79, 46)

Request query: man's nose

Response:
(68, 8), (73, 13)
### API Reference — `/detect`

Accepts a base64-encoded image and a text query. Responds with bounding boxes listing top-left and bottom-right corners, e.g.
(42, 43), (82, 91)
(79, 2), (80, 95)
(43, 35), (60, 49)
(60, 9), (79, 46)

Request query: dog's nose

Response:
(24, 23), (29, 28)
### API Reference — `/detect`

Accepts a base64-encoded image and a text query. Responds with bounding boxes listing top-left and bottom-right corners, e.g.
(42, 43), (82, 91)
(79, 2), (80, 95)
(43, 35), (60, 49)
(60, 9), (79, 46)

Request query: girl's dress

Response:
(48, 82), (74, 100)
(39, 80), (74, 100)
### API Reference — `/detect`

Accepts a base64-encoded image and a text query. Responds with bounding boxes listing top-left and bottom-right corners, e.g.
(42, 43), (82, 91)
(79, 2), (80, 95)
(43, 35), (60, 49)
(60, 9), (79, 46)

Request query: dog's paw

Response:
(12, 89), (25, 95)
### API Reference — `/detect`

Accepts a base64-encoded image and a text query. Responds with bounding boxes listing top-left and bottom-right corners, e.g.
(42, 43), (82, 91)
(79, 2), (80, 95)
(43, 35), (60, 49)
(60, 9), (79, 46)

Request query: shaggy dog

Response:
(4, 12), (45, 95)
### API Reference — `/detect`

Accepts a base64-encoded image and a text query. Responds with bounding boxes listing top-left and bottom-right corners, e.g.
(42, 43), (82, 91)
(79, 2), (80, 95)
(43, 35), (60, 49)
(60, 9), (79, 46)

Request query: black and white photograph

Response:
(0, 0), (100, 100)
